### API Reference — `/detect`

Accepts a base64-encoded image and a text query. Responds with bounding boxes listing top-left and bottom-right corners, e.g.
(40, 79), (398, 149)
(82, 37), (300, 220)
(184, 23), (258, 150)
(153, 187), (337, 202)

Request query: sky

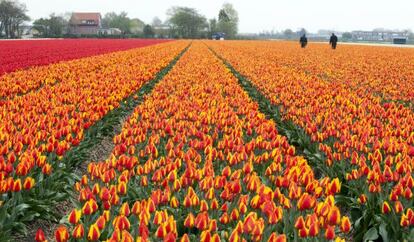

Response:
(20, 0), (414, 33)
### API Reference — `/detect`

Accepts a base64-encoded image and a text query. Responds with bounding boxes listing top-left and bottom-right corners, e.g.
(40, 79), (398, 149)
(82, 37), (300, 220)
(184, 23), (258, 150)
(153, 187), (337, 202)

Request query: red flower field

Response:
(0, 39), (171, 76)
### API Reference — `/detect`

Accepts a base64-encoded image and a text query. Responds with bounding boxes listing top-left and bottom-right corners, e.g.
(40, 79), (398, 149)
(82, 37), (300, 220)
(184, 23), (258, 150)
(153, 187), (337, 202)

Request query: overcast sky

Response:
(20, 0), (414, 33)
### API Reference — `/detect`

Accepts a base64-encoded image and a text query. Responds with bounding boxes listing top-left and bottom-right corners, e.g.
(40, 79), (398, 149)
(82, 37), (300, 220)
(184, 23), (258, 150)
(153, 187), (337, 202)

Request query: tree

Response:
(33, 13), (67, 37)
(102, 11), (131, 34)
(217, 3), (238, 39)
(167, 6), (207, 39)
(151, 17), (162, 27)
(143, 24), (154, 38)
(0, 0), (30, 38)
(342, 32), (352, 40)
(298, 28), (307, 36)
(283, 29), (294, 39)
(32, 18), (49, 36)
(130, 18), (145, 35)
(208, 18), (217, 37)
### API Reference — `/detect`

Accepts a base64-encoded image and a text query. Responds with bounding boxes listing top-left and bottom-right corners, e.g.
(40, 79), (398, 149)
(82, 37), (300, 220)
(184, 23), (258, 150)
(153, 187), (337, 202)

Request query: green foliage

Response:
(33, 14), (67, 37)
(217, 3), (238, 39)
(102, 11), (132, 34)
(342, 32), (352, 40)
(167, 6), (208, 39)
(143, 24), (154, 38)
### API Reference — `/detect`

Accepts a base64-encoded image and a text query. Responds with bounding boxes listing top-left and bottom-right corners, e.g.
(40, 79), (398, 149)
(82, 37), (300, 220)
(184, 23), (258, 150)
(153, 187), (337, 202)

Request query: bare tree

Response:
(0, 0), (30, 38)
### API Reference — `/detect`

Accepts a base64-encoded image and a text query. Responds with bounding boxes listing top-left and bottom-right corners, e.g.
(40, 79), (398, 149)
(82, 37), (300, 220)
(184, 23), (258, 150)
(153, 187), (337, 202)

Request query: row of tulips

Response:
(0, 39), (170, 78)
(39, 42), (350, 241)
(207, 41), (414, 240)
(0, 41), (188, 198)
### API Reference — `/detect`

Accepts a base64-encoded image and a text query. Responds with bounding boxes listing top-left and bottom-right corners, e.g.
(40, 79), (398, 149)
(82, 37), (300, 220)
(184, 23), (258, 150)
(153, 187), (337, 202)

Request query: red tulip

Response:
(55, 225), (69, 242)
(87, 223), (100, 241)
(72, 224), (85, 239)
(35, 228), (46, 242)
(325, 226), (335, 240)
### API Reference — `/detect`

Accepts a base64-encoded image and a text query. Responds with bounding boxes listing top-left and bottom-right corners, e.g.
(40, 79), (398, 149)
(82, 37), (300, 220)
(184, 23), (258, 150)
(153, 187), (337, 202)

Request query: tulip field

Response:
(0, 39), (170, 76)
(1, 40), (414, 242)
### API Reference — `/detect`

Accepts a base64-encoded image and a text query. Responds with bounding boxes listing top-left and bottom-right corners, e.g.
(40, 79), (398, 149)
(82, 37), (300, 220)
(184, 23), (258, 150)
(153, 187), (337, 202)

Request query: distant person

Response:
(330, 33), (338, 49)
(300, 34), (308, 48)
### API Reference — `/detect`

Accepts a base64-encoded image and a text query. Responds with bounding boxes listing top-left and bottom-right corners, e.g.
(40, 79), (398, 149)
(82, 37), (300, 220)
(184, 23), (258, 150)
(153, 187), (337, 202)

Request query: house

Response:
(69, 12), (102, 35)
(98, 28), (122, 36)
(19, 25), (40, 39)
(351, 30), (409, 42)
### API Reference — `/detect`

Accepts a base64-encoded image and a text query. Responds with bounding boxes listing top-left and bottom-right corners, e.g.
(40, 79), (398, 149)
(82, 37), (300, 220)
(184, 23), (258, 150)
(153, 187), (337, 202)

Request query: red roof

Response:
(70, 12), (101, 26)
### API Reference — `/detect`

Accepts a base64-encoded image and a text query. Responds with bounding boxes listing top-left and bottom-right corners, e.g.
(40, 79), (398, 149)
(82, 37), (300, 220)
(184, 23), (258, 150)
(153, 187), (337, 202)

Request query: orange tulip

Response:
(55, 225), (69, 242)
(72, 224), (85, 239)
(23, 177), (35, 190)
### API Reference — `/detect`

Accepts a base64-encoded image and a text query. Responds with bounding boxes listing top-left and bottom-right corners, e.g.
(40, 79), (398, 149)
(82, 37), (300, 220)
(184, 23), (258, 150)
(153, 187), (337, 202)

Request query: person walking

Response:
(300, 34), (308, 48)
(329, 33), (338, 49)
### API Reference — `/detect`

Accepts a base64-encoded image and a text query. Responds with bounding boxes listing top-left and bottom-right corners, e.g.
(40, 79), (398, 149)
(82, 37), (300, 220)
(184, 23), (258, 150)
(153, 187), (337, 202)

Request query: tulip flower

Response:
(382, 201), (391, 214)
(340, 216), (351, 233)
(23, 177), (35, 190)
(325, 225), (335, 240)
(35, 228), (46, 242)
(55, 226), (69, 242)
(68, 209), (81, 224)
(72, 224), (85, 239)
(87, 223), (101, 241)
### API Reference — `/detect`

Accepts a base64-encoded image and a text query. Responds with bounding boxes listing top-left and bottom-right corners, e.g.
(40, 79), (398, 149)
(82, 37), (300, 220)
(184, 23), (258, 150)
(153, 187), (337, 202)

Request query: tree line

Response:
(0, 0), (239, 39)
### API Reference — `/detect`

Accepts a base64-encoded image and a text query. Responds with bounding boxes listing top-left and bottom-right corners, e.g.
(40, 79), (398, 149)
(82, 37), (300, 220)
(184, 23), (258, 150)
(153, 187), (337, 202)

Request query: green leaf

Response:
(363, 227), (379, 242)
(379, 223), (388, 242)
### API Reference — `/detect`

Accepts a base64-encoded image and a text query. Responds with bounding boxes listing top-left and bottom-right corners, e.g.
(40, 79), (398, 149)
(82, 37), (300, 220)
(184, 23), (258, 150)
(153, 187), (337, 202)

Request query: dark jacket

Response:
(300, 36), (308, 44)
(330, 35), (338, 44)
(300, 36), (308, 48)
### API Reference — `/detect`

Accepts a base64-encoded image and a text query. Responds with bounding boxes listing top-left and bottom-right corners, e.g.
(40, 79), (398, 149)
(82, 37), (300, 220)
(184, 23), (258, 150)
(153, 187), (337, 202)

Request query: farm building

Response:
(69, 12), (102, 35)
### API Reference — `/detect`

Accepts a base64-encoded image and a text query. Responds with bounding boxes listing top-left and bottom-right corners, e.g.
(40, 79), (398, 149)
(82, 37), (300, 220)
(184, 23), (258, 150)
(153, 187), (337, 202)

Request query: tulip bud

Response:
(35, 228), (46, 242)
(327, 207), (341, 225)
(382, 201), (391, 214)
(180, 234), (190, 242)
(308, 222), (319, 237)
(23, 177), (35, 190)
(325, 225), (335, 240)
(294, 216), (305, 230)
(68, 209), (81, 224)
(395, 201), (404, 214)
(87, 223), (101, 241)
(117, 181), (127, 195)
(55, 226), (69, 242)
(358, 194), (367, 204)
(340, 216), (351, 233)
(12, 178), (22, 192)
(184, 213), (195, 228)
(72, 224), (85, 239)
